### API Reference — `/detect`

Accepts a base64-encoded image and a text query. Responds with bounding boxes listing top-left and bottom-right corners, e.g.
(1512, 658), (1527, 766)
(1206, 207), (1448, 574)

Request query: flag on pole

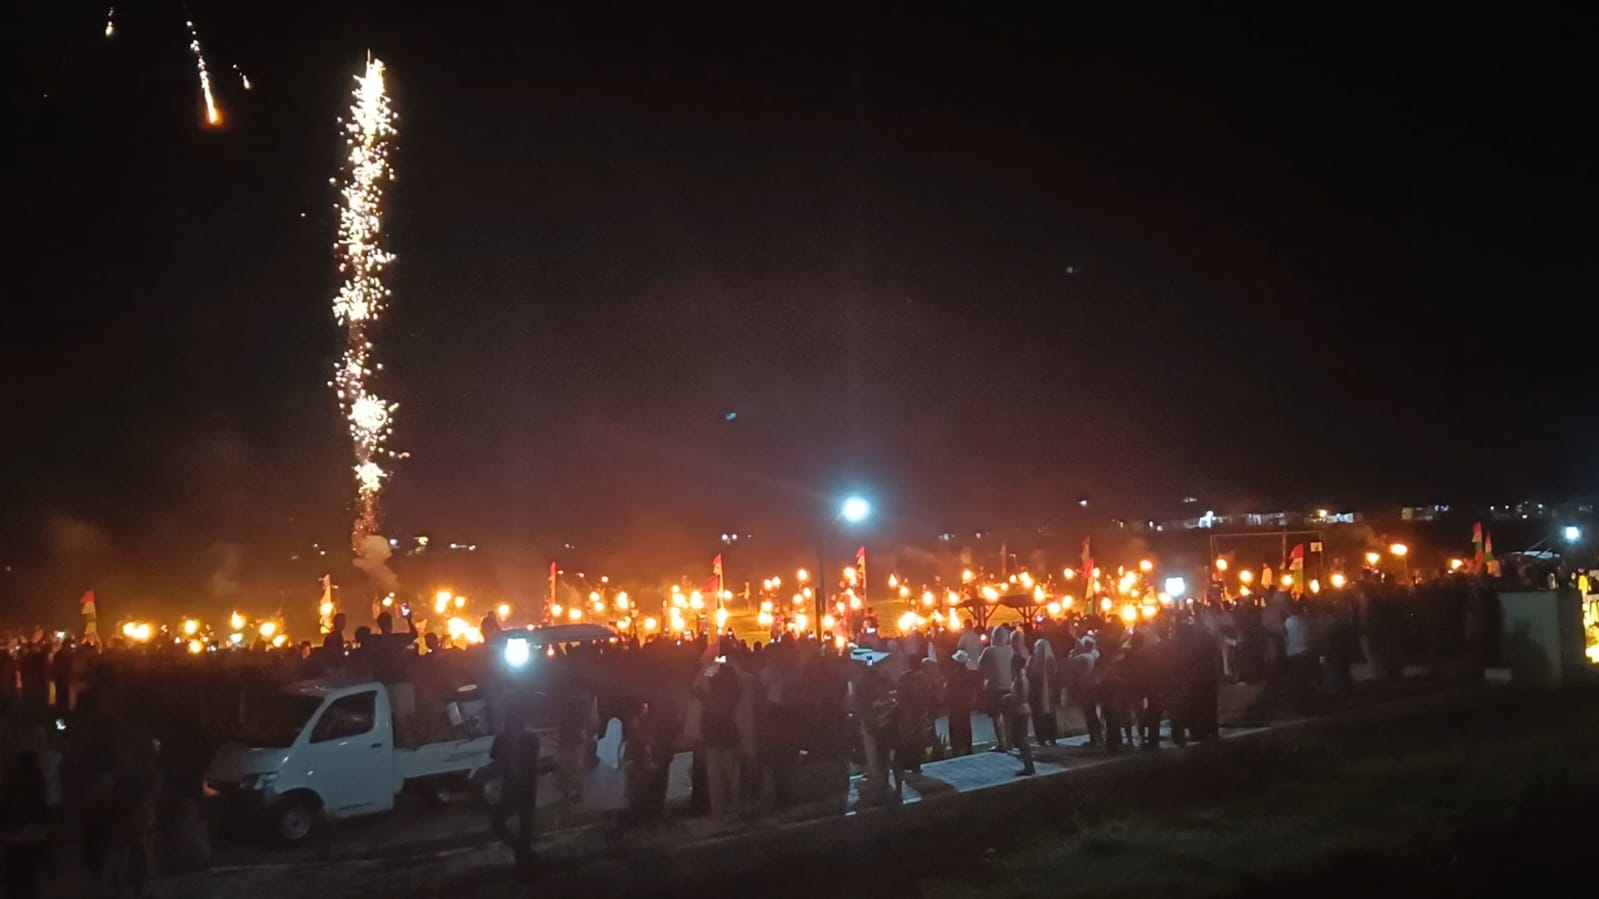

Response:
(318, 575), (336, 635)
(1288, 544), (1305, 571)
(1080, 537), (1093, 579)
(1472, 522), (1485, 570)
(712, 554), (724, 578)
(1483, 531), (1499, 577)
(80, 590), (98, 639)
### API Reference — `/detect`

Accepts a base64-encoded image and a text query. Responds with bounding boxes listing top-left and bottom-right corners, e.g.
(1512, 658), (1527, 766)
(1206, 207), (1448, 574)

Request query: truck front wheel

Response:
(273, 795), (320, 846)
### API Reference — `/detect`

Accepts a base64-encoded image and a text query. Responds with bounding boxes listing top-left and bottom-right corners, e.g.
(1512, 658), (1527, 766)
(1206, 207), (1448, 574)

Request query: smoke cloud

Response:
(353, 534), (400, 594)
(209, 543), (244, 598)
(45, 513), (111, 559)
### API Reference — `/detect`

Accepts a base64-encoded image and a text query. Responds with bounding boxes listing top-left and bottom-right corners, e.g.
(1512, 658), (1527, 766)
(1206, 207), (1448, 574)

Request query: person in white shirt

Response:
(977, 627), (1015, 751)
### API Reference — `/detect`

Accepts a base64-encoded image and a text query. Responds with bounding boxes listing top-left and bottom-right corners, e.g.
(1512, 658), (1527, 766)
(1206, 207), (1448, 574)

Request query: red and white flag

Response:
(712, 554), (724, 578)
(1288, 544), (1305, 571)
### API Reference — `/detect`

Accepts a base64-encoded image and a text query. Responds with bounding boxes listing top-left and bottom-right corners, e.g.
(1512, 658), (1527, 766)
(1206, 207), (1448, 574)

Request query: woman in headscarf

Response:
(1008, 627), (1032, 676)
(977, 627), (1015, 751)
(1026, 638), (1059, 746)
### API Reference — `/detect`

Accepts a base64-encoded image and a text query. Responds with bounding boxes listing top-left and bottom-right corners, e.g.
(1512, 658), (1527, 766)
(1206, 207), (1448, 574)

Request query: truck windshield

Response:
(240, 693), (324, 748)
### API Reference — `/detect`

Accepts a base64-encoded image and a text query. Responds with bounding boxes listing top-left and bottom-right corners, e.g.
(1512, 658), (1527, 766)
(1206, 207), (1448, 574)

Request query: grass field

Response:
(750, 687), (1599, 898)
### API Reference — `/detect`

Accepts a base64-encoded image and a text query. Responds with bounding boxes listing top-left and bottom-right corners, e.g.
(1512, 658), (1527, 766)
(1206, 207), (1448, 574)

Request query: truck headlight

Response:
(503, 636), (531, 668)
(239, 772), (278, 791)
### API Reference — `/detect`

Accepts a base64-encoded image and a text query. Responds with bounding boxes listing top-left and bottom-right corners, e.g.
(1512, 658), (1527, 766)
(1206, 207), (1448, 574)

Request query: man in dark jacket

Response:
(489, 705), (542, 878)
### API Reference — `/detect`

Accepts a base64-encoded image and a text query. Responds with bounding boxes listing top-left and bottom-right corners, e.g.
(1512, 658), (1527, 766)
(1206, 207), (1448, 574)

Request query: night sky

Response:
(8, 4), (1596, 609)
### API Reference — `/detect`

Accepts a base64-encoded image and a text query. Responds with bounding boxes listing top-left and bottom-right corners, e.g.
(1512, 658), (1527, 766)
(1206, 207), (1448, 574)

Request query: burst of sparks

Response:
(331, 55), (399, 552)
(105, 6), (115, 38)
(186, 20), (223, 126)
(233, 64), (253, 91)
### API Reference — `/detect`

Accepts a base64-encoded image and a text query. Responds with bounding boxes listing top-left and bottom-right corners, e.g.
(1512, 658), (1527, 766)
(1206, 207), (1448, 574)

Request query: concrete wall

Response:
(1499, 590), (1585, 688)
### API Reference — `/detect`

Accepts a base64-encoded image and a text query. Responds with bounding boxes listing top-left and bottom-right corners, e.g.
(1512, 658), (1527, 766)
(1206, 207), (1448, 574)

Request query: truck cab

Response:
(205, 678), (494, 844)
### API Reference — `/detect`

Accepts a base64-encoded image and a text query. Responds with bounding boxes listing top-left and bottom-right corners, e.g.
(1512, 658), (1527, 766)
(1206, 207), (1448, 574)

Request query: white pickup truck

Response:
(204, 678), (496, 844)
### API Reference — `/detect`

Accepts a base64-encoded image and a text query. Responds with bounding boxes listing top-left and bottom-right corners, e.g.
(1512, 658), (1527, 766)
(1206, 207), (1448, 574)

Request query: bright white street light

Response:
(1564, 525), (1582, 543)
(841, 495), (871, 524)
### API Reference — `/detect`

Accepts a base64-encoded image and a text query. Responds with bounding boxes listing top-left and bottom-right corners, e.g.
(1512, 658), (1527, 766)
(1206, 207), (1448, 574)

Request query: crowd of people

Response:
(0, 570), (1511, 893)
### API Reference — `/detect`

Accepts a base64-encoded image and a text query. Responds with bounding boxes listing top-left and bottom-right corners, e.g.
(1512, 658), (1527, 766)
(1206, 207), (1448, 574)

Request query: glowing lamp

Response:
(840, 495), (871, 524)
(503, 636), (531, 668)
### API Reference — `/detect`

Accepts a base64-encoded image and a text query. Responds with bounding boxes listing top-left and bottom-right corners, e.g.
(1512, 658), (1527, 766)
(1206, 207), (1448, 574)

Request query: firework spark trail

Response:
(331, 55), (398, 553)
(186, 19), (222, 126)
(105, 6), (115, 38)
(233, 64), (253, 91)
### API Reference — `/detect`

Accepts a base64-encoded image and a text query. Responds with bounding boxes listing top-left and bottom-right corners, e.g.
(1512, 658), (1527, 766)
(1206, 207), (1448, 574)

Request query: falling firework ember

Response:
(105, 6), (115, 38)
(186, 20), (222, 126)
(330, 55), (398, 554)
(233, 63), (253, 91)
